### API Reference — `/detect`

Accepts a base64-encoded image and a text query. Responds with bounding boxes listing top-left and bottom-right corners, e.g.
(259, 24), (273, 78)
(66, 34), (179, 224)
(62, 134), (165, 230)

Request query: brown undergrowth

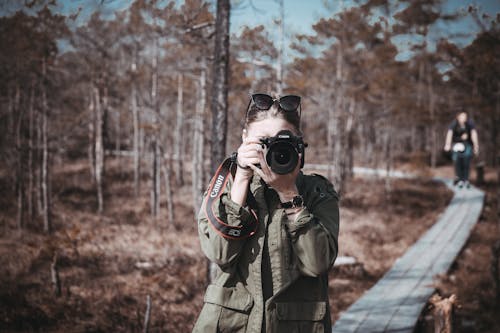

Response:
(0, 158), (454, 332)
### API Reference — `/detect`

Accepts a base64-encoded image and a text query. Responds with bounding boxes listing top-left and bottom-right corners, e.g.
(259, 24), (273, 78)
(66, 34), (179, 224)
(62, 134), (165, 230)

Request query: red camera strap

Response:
(203, 155), (258, 240)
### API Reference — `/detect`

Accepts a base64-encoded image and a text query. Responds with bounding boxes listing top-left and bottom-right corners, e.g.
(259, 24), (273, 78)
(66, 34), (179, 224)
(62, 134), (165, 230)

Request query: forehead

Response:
(245, 118), (297, 138)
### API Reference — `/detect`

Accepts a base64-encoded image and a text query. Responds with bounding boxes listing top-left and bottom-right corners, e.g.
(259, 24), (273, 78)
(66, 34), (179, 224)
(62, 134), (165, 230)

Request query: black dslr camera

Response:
(260, 130), (308, 175)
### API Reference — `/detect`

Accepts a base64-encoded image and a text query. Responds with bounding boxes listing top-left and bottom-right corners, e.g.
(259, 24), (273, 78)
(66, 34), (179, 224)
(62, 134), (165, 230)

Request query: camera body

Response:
(260, 130), (307, 175)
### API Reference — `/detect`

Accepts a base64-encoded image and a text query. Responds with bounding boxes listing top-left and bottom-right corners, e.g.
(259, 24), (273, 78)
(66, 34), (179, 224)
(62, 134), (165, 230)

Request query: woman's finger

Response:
(248, 163), (265, 179)
(239, 143), (262, 153)
(258, 150), (272, 178)
(240, 157), (260, 166)
(292, 153), (302, 173)
(243, 136), (263, 144)
(239, 150), (261, 161)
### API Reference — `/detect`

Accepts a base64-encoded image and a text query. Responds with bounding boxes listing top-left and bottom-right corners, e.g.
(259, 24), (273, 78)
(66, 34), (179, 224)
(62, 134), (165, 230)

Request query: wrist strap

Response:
(203, 155), (258, 239)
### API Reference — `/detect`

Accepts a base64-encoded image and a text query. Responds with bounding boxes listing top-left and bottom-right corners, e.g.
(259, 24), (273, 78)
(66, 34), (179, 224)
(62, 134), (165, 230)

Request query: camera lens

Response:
(275, 148), (291, 165)
(266, 141), (298, 174)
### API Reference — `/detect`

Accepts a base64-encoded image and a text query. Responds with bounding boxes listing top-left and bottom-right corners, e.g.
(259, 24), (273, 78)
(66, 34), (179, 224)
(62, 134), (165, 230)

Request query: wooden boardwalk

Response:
(332, 178), (485, 333)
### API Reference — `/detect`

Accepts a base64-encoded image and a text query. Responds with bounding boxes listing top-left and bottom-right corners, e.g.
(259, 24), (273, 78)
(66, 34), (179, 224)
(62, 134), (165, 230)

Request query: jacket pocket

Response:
(275, 301), (326, 333)
(194, 284), (253, 333)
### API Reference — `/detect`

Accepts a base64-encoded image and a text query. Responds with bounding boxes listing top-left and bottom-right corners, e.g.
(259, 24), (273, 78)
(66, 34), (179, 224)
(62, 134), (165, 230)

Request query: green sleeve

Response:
(286, 176), (339, 277)
(197, 180), (257, 270)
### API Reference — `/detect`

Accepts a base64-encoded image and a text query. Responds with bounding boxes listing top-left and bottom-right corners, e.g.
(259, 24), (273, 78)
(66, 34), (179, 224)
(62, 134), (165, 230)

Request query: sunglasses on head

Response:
(246, 93), (302, 118)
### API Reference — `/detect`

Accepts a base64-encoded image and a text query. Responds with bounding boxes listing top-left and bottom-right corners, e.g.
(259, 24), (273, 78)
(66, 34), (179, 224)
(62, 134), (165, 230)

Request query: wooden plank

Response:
(332, 181), (484, 333)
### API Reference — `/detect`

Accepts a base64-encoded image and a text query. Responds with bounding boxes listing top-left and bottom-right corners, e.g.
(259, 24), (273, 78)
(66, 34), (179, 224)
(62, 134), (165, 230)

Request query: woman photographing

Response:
(193, 93), (340, 333)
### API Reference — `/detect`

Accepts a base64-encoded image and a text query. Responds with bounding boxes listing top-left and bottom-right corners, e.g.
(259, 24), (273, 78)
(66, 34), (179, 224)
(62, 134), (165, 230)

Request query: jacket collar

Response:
(249, 171), (305, 196)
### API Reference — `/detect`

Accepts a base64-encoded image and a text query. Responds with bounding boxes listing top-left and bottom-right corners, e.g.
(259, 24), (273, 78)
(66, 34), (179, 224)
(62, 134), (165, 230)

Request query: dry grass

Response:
(0, 158), (459, 332)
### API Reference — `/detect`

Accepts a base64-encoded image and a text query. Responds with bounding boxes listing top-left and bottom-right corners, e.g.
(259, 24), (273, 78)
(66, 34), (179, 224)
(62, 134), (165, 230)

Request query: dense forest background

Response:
(1, 0), (499, 227)
(0, 0), (499, 331)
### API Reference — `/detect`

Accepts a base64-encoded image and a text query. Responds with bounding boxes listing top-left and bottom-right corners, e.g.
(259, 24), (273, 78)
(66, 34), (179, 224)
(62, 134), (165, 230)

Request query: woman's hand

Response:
(235, 137), (263, 180)
(473, 145), (479, 156)
(248, 150), (301, 202)
(231, 137), (263, 206)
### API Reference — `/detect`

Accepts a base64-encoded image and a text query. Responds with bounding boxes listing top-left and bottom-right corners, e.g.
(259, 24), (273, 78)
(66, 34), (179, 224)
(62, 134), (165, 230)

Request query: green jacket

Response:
(193, 171), (339, 333)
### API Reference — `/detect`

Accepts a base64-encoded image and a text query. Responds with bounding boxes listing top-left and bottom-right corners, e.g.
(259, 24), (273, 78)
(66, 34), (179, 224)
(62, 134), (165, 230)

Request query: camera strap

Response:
(203, 153), (258, 239)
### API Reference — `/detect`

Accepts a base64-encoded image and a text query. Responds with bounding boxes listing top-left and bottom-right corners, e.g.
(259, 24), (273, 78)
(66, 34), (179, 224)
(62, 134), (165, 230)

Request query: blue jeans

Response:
(452, 143), (472, 181)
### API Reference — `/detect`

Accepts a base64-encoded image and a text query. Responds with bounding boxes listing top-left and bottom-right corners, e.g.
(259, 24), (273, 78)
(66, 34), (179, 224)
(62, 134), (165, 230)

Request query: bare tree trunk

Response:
(327, 42), (344, 187)
(143, 294), (151, 333)
(161, 79), (176, 227)
(88, 86), (96, 182)
(333, 94), (344, 193)
(275, 0), (284, 96)
(7, 86), (14, 148)
(362, 107), (376, 167)
(332, 41), (346, 194)
(114, 106), (121, 175)
(345, 98), (355, 180)
(162, 161), (174, 226)
(192, 64), (206, 216)
(428, 68), (437, 168)
(131, 83), (140, 197)
(208, 0), (231, 284)
(150, 142), (161, 219)
(492, 240), (500, 305)
(417, 61), (426, 152)
(417, 125), (426, 152)
(51, 253), (61, 297)
(384, 125), (393, 196)
(383, 93), (393, 196)
(497, 155), (500, 233)
(410, 126), (416, 153)
(492, 83), (500, 167)
(174, 73), (184, 186)
(472, 73), (478, 119)
(36, 92), (43, 216)
(28, 78), (35, 224)
(115, 110), (120, 154)
(150, 36), (160, 220)
(326, 89), (336, 181)
(140, 128), (145, 167)
(159, 78), (173, 227)
(94, 86), (104, 214)
(41, 59), (51, 232)
(492, 96), (499, 236)
(210, 0), (230, 174)
(417, 61), (424, 109)
(154, 145), (161, 217)
(250, 62), (257, 92)
(15, 83), (24, 229)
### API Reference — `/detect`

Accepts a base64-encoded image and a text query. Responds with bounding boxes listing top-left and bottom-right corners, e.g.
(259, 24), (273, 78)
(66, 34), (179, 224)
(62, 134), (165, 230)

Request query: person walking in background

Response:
(193, 93), (339, 332)
(444, 110), (479, 188)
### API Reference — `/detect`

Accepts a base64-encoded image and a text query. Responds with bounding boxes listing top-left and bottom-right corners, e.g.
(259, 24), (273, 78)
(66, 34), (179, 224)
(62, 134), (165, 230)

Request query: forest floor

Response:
(0, 158), (498, 332)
